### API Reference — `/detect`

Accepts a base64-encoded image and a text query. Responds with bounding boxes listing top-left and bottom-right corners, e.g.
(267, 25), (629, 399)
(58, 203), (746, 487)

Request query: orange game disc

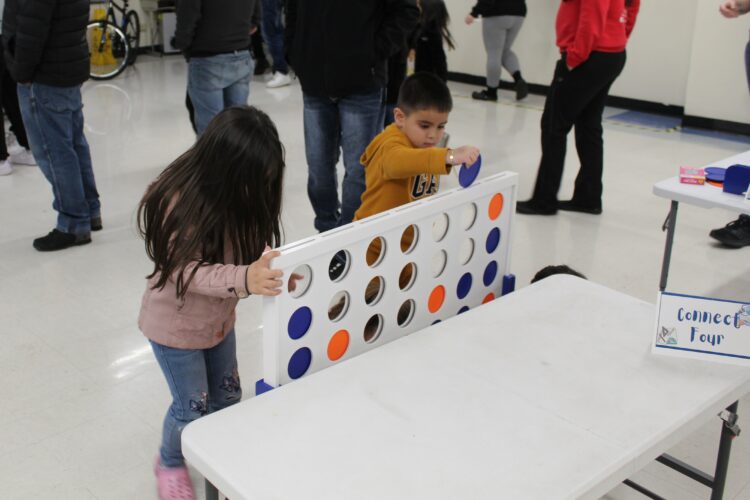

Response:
(327, 329), (350, 361)
(428, 285), (446, 313)
(482, 293), (495, 304)
(488, 193), (504, 220)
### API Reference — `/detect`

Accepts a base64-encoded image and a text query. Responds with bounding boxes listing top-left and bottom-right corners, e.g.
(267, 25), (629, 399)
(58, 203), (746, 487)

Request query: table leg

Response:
(711, 401), (740, 500)
(205, 479), (219, 500)
(659, 201), (679, 292)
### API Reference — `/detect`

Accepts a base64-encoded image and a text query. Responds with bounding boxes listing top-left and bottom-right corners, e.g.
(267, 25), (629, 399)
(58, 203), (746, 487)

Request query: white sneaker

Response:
(10, 148), (36, 166)
(0, 158), (12, 175)
(266, 72), (292, 89)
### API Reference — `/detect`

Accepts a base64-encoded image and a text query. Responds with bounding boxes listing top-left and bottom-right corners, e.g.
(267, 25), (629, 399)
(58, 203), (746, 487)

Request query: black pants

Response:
(0, 54), (30, 160)
(531, 51), (626, 209)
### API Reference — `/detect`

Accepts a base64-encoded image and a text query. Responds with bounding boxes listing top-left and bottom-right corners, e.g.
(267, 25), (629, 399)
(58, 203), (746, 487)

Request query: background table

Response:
(653, 150), (750, 290)
(183, 275), (750, 500)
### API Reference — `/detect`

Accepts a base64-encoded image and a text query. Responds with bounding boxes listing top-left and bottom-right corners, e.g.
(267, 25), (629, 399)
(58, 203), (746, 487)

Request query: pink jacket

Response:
(138, 261), (251, 349)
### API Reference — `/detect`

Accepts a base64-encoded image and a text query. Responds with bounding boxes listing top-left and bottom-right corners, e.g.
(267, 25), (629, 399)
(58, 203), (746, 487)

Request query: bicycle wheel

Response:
(125, 10), (140, 65)
(87, 20), (130, 80)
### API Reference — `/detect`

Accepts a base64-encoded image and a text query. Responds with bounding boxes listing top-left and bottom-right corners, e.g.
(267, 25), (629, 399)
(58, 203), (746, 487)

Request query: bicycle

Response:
(87, 0), (140, 80)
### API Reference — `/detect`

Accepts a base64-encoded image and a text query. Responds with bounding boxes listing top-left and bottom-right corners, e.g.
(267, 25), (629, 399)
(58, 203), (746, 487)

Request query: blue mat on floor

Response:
(606, 110), (681, 130)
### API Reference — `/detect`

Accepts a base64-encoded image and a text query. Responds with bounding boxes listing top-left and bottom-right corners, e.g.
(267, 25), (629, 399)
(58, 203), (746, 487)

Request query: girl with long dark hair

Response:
(137, 106), (286, 499)
(413, 0), (456, 81)
(517, 0), (640, 216)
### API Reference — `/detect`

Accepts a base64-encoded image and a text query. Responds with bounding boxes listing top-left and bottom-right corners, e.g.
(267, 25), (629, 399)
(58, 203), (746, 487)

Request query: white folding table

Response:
(653, 150), (750, 291)
(183, 275), (750, 500)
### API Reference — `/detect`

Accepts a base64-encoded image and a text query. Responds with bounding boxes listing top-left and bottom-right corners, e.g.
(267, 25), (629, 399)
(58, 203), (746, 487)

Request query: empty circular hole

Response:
(397, 299), (416, 327)
(364, 314), (384, 343)
(432, 213), (449, 242)
(328, 291), (350, 322)
(459, 238), (475, 265)
(461, 203), (477, 230)
(288, 264), (312, 298)
(399, 263), (417, 291)
(432, 250), (447, 278)
(400, 224), (419, 254)
(364, 276), (385, 306)
(366, 237), (386, 267)
(329, 250), (351, 282)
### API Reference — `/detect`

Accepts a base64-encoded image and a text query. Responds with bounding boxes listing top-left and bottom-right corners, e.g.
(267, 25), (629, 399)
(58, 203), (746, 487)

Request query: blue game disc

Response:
(486, 227), (501, 254)
(458, 306), (470, 315)
(457, 272), (473, 299)
(704, 167), (726, 183)
(288, 347), (312, 379)
(458, 154), (482, 188)
(483, 261), (498, 287)
(288, 306), (312, 340)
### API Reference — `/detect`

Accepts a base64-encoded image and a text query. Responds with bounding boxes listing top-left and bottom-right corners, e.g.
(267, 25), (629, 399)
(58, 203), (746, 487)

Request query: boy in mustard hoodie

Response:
(354, 72), (480, 222)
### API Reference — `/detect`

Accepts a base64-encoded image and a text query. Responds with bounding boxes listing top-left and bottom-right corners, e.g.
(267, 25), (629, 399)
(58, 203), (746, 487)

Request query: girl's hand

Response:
(447, 145), (480, 166)
(720, 0), (741, 17)
(246, 251), (283, 296)
(465, 15), (475, 25)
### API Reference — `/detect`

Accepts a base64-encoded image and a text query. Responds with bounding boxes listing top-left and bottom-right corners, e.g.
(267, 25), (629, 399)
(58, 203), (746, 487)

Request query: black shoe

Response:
(91, 216), (103, 231)
(472, 89), (497, 102)
(516, 200), (557, 215)
(557, 200), (602, 215)
(515, 78), (529, 100)
(254, 59), (270, 76)
(709, 215), (750, 248)
(33, 229), (91, 251)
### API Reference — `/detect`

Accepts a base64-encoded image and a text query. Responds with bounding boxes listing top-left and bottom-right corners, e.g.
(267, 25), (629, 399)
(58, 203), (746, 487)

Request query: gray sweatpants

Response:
(482, 15), (524, 87)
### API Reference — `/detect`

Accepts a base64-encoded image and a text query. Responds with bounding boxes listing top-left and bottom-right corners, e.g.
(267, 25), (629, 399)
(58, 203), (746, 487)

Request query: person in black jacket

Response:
(465, 0), (528, 101)
(286, 0), (419, 233)
(175, 0), (261, 135)
(2, 0), (101, 251)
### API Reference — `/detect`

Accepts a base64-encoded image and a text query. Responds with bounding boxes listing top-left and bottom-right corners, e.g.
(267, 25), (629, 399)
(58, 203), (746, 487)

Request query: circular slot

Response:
(428, 285), (446, 313)
(400, 224), (419, 254)
(486, 227), (501, 254)
(327, 330), (350, 361)
(366, 237), (386, 267)
(483, 261), (498, 287)
(364, 276), (385, 306)
(288, 264), (312, 298)
(457, 272), (473, 300)
(288, 347), (312, 379)
(461, 203), (477, 230)
(489, 193), (504, 220)
(397, 299), (416, 327)
(432, 250), (447, 278)
(432, 213), (449, 242)
(459, 238), (475, 265)
(399, 263), (417, 291)
(364, 314), (384, 343)
(288, 307), (312, 340)
(328, 291), (350, 322)
(328, 250), (351, 282)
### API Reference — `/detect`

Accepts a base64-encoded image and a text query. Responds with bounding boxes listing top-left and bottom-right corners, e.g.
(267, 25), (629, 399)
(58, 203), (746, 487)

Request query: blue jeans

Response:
(17, 83), (99, 235)
(187, 51), (254, 135)
(150, 331), (242, 467)
(303, 89), (384, 232)
(261, 0), (288, 74)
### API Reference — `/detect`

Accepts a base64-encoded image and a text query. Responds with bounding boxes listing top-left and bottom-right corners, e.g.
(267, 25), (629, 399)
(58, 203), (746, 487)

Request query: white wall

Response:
(684, 0), (750, 122)
(446, 0), (747, 123)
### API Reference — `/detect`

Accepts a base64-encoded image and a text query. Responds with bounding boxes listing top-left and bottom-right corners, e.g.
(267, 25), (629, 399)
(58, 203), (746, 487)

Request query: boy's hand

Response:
(246, 251), (283, 296)
(447, 145), (480, 166)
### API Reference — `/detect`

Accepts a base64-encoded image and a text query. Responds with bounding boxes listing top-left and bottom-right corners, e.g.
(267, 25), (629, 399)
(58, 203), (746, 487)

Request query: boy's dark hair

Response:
(138, 106), (285, 299)
(531, 265), (587, 284)
(397, 72), (453, 115)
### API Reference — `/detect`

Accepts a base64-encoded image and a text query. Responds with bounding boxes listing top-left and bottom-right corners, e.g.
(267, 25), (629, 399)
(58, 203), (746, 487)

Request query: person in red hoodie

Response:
(517, 0), (640, 215)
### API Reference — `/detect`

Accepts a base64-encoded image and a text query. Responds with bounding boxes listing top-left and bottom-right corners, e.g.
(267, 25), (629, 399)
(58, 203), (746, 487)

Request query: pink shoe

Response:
(154, 457), (196, 500)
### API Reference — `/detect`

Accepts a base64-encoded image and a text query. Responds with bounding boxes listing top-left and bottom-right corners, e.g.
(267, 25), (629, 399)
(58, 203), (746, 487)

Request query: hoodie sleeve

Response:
(378, 139), (451, 180)
(625, 0), (640, 38)
(566, 0), (608, 69)
(174, 261), (251, 299)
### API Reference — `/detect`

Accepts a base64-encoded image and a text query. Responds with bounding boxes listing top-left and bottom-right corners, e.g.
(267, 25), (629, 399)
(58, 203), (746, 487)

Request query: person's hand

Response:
(465, 15), (476, 25)
(720, 0), (742, 17)
(407, 49), (416, 61)
(246, 250), (283, 296)
(287, 273), (304, 292)
(249, 26), (258, 35)
(447, 145), (480, 166)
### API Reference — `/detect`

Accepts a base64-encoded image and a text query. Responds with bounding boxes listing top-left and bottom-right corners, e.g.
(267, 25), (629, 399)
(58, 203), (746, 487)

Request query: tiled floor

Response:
(1, 55), (750, 499)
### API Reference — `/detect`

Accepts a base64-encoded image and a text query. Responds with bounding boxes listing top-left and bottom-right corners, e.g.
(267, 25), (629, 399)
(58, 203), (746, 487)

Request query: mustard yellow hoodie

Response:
(354, 124), (451, 221)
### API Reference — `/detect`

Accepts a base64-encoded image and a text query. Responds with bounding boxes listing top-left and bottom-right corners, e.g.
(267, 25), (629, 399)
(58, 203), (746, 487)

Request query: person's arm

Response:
(176, 250), (283, 298)
(174, 0), (201, 51)
(565, 0), (608, 70)
(12, 0), (54, 83)
(374, 0), (420, 60)
(470, 0), (494, 18)
(250, 0), (261, 33)
(379, 141), (480, 180)
(625, 0), (640, 37)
